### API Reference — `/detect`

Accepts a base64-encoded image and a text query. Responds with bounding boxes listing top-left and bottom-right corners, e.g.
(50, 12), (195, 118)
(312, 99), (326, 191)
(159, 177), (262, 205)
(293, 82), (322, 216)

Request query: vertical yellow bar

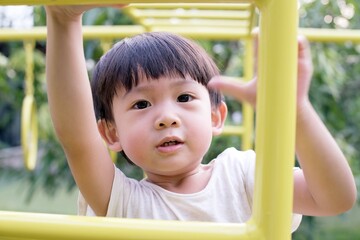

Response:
(22, 40), (38, 171)
(252, 0), (298, 239)
(242, 36), (254, 150)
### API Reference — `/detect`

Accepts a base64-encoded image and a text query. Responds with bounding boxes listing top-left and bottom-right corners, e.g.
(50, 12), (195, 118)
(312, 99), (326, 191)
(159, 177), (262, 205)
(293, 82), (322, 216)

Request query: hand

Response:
(208, 36), (314, 110)
(296, 35), (313, 109)
(45, 4), (127, 22)
(208, 75), (257, 108)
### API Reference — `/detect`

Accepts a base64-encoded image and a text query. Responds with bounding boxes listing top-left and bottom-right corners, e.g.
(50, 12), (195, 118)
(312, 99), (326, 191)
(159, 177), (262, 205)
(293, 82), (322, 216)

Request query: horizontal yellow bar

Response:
(0, 26), (145, 41)
(1, 0), (255, 5)
(149, 26), (249, 39)
(0, 26), (250, 41)
(0, 27), (47, 41)
(1, 26), (360, 43)
(139, 18), (250, 29)
(299, 28), (360, 43)
(141, 18), (250, 28)
(222, 125), (245, 136)
(129, 9), (251, 20)
(82, 25), (145, 38)
(0, 211), (261, 240)
(129, 3), (252, 10)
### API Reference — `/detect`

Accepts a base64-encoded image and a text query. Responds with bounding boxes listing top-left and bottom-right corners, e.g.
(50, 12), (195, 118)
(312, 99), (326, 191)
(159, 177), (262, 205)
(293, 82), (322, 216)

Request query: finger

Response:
(252, 27), (259, 73)
(208, 76), (256, 107)
(298, 35), (312, 60)
(297, 35), (314, 74)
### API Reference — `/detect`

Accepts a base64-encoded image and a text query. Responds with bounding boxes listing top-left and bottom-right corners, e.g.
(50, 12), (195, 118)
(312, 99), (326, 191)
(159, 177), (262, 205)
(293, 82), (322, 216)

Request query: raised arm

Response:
(45, 6), (115, 216)
(291, 37), (356, 216)
(208, 36), (356, 216)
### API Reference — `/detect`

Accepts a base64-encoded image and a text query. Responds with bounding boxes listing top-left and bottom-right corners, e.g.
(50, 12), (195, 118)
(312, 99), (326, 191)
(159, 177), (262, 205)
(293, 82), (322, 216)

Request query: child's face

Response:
(110, 76), (222, 177)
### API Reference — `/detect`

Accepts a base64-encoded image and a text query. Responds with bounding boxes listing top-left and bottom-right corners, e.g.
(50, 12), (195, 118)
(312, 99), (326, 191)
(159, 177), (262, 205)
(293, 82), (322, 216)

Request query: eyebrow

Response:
(123, 78), (199, 97)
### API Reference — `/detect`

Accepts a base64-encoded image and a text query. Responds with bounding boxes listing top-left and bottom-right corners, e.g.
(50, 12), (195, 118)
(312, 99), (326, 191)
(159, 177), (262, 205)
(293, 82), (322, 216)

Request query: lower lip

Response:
(157, 143), (183, 153)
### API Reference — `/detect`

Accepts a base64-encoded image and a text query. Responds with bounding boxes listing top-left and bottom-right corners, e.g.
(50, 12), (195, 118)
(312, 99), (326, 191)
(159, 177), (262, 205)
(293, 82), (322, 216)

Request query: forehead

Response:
(118, 75), (206, 96)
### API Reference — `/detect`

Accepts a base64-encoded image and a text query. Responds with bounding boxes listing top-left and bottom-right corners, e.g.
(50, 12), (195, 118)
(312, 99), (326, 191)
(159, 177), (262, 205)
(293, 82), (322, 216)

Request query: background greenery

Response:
(0, 1), (359, 239)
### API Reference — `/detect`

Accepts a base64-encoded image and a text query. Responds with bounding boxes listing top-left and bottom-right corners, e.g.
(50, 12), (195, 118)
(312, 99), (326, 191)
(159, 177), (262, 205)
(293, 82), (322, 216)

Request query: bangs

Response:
(111, 32), (219, 91)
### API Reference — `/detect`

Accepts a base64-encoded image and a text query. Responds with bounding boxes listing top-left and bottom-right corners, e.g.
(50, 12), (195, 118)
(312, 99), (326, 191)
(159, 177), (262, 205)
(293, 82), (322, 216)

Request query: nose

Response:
(154, 107), (181, 130)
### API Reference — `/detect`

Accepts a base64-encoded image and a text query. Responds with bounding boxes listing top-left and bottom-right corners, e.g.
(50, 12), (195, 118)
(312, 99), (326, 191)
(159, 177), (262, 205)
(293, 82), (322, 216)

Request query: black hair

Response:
(91, 31), (222, 123)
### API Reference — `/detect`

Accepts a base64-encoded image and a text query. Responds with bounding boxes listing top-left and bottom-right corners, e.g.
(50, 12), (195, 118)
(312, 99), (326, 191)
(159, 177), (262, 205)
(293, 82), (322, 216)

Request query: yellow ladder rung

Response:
(222, 125), (244, 136)
(129, 3), (253, 10)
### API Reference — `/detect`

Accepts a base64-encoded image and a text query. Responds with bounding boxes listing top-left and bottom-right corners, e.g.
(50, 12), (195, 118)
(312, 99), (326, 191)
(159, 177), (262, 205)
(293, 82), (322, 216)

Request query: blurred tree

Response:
(293, 0), (360, 239)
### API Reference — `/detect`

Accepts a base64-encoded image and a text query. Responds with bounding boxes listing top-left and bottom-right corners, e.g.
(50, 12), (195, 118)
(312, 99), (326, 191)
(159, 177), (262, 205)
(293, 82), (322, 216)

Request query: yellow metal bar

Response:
(222, 125), (245, 136)
(21, 95), (38, 171)
(21, 40), (38, 171)
(1, 0), (255, 5)
(123, 3), (255, 33)
(0, 26), (145, 41)
(0, 211), (261, 240)
(241, 4), (255, 150)
(241, 37), (254, 150)
(24, 40), (35, 96)
(0, 26), (248, 41)
(0, 27), (48, 42)
(252, 0), (298, 239)
(247, 5), (256, 37)
(149, 26), (249, 40)
(140, 19), (250, 28)
(129, 3), (253, 10)
(128, 9), (251, 20)
(299, 28), (360, 43)
(2, 26), (359, 43)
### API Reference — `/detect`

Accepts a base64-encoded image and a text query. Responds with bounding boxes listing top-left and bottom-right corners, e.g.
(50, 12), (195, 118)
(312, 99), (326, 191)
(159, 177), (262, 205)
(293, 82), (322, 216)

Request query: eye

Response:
(133, 100), (151, 109)
(177, 94), (193, 103)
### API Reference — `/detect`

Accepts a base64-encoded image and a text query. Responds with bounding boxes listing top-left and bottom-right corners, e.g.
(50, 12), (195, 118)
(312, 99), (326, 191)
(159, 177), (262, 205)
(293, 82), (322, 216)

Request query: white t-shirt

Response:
(78, 147), (302, 232)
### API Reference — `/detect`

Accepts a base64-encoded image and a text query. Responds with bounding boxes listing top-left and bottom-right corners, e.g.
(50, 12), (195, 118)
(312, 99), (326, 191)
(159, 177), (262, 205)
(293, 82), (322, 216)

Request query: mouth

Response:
(160, 140), (182, 147)
(157, 137), (184, 150)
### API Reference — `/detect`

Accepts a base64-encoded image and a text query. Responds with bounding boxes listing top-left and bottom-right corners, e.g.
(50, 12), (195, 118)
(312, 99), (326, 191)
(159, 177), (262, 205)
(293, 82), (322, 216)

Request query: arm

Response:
(292, 37), (356, 216)
(45, 6), (114, 216)
(293, 100), (356, 216)
(208, 36), (356, 216)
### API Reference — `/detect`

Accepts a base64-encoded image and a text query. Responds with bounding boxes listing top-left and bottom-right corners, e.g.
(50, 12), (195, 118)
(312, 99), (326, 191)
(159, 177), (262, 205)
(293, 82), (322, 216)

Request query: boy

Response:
(45, 5), (356, 232)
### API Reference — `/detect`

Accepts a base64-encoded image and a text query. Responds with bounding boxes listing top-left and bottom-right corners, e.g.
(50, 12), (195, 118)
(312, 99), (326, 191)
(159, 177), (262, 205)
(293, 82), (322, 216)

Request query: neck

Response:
(145, 164), (213, 194)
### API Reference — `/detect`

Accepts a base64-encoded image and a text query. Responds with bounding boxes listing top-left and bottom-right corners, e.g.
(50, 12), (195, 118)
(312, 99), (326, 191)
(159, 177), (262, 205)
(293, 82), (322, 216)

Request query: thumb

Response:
(208, 76), (257, 108)
(298, 35), (312, 60)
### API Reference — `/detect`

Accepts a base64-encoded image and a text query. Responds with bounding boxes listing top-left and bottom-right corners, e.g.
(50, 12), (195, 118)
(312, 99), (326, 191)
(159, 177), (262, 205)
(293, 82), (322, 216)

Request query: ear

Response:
(97, 119), (122, 152)
(211, 101), (227, 136)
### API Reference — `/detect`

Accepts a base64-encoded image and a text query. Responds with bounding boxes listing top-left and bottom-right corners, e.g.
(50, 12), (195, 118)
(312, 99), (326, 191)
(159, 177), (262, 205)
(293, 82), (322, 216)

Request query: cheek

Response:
(123, 136), (144, 162)
(117, 118), (149, 161)
(187, 110), (214, 149)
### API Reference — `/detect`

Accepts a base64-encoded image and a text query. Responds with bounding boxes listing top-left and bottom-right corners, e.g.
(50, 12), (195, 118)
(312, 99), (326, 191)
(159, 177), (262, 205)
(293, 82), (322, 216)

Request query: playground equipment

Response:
(21, 40), (38, 170)
(0, 1), (359, 240)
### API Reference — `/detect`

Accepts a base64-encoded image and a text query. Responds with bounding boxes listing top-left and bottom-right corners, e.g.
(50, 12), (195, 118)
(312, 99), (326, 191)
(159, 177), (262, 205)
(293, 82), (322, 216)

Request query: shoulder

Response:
(218, 147), (255, 158)
(211, 147), (256, 182)
(215, 147), (255, 169)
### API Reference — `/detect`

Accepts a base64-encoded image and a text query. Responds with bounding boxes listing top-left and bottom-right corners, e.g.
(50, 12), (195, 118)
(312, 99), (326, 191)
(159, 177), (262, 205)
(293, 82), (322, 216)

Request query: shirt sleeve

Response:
(106, 166), (125, 217)
(77, 165), (125, 217)
(77, 191), (96, 216)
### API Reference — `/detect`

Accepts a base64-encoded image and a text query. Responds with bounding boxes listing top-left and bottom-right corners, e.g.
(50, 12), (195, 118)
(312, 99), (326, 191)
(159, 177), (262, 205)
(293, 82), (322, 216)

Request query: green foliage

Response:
(0, 42), (46, 148)
(299, 0), (360, 175)
(293, 0), (360, 238)
(309, 42), (360, 174)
